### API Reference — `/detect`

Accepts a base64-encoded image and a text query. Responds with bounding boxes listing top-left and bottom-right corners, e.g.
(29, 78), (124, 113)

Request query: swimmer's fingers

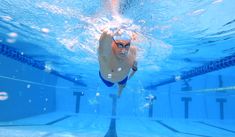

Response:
(106, 30), (113, 35)
(108, 28), (121, 36)
(112, 28), (121, 35)
(113, 28), (125, 36)
(101, 27), (125, 37)
(101, 28), (114, 36)
(107, 26), (123, 36)
(101, 28), (110, 33)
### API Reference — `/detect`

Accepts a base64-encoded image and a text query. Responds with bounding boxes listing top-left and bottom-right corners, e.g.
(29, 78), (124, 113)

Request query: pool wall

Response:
(0, 54), (57, 121)
(153, 66), (235, 120)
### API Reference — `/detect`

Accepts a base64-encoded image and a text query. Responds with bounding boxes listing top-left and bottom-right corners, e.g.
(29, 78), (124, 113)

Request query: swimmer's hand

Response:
(98, 27), (126, 57)
(99, 27), (117, 44)
(101, 28), (113, 36)
(101, 27), (123, 37)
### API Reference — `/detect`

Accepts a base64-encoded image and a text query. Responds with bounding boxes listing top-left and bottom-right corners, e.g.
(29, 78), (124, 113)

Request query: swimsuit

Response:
(99, 71), (128, 87)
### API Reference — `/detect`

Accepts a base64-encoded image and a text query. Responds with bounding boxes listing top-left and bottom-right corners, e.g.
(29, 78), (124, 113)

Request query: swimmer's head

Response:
(112, 32), (131, 59)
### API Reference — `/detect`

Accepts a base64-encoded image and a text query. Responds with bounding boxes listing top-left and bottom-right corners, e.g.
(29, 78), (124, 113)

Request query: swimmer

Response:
(98, 29), (137, 97)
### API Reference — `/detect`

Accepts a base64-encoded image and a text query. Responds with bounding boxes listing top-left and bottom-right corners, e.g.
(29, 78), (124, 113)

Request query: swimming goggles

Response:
(112, 37), (131, 49)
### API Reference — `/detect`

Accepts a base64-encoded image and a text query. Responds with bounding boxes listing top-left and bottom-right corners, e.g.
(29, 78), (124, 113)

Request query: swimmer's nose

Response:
(120, 49), (126, 53)
(120, 49), (128, 55)
(121, 48), (127, 52)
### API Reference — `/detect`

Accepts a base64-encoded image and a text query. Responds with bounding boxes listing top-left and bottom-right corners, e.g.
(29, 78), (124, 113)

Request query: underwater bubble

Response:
(0, 92), (8, 101)
(190, 9), (205, 16)
(89, 99), (98, 105)
(1, 16), (12, 21)
(58, 38), (78, 51)
(96, 92), (100, 96)
(143, 103), (150, 108)
(44, 64), (52, 73)
(175, 75), (181, 81)
(41, 28), (50, 33)
(138, 20), (145, 24)
(7, 32), (18, 38)
(212, 0), (223, 4)
(6, 38), (16, 43)
(27, 84), (31, 88)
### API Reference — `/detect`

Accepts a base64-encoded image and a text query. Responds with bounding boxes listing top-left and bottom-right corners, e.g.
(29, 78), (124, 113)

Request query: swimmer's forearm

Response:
(99, 32), (113, 56)
(128, 70), (136, 80)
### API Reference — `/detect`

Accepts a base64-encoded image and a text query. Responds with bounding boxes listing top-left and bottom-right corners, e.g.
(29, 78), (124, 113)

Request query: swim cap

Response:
(113, 31), (131, 41)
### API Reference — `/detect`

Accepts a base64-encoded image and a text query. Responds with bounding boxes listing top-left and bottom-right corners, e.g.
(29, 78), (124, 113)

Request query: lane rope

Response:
(0, 75), (78, 89)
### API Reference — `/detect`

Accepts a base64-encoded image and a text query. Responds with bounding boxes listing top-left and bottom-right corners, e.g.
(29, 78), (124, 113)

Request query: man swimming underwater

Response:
(98, 29), (137, 97)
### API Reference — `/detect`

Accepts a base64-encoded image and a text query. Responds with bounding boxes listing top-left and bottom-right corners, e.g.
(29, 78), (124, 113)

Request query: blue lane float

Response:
(0, 43), (86, 86)
(146, 54), (235, 89)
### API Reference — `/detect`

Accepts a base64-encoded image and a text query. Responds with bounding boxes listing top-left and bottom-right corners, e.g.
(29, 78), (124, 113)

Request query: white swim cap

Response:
(113, 31), (131, 41)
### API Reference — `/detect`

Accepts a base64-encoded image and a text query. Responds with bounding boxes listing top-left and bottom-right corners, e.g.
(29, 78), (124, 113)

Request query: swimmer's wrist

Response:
(132, 67), (137, 71)
(132, 61), (138, 71)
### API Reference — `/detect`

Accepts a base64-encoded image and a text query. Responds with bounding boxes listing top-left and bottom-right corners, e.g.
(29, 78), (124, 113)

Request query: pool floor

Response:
(0, 113), (235, 137)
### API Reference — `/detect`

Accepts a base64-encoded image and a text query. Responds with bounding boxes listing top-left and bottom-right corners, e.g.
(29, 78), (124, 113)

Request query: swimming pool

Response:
(0, 0), (235, 136)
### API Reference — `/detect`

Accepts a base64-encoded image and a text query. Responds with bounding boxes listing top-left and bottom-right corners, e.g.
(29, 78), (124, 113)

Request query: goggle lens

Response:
(117, 43), (130, 49)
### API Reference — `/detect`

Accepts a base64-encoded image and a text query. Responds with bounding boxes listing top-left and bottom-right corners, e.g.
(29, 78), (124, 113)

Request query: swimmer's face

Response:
(112, 40), (131, 58)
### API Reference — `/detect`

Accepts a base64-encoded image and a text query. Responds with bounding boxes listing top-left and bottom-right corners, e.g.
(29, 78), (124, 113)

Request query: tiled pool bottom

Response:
(0, 113), (235, 137)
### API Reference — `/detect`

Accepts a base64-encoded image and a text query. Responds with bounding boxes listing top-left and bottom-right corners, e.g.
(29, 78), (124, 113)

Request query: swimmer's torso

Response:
(98, 47), (136, 82)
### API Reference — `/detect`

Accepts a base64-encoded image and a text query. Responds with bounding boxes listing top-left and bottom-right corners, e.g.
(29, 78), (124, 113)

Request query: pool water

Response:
(1, 0), (235, 137)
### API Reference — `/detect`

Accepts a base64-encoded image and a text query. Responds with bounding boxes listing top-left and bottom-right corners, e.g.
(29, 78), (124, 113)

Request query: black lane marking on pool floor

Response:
(104, 118), (117, 137)
(197, 121), (235, 134)
(46, 115), (71, 125)
(156, 120), (179, 132)
(156, 120), (212, 137)
(0, 124), (44, 127)
(0, 115), (72, 127)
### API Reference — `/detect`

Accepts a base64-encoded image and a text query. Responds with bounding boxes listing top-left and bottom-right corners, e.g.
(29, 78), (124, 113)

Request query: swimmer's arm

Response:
(98, 31), (113, 57)
(128, 61), (137, 80)
(128, 46), (138, 79)
(128, 70), (136, 80)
